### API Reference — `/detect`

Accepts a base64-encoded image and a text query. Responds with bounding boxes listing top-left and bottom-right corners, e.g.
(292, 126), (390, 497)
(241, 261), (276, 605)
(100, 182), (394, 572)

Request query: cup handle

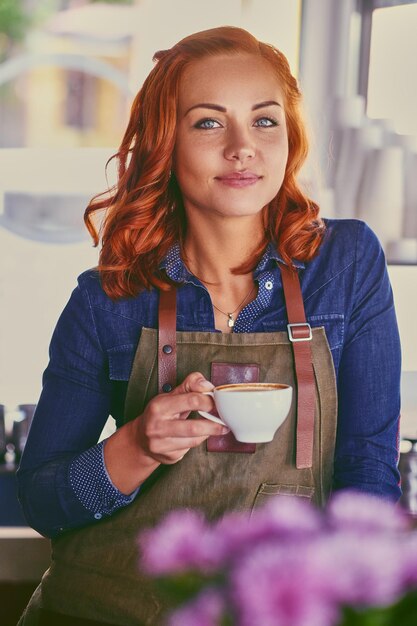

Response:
(198, 391), (227, 427)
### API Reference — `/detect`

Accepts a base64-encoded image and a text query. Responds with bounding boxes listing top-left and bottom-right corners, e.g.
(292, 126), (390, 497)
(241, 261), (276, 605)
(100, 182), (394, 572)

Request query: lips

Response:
(215, 171), (261, 188)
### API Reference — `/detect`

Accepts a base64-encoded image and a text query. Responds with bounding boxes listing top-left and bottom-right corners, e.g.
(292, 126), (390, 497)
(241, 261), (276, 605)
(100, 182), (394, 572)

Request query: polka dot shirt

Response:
(69, 441), (138, 520)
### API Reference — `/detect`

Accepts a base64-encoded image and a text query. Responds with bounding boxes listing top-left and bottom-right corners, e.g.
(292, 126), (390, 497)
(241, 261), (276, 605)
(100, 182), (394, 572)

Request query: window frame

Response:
(357, 0), (417, 98)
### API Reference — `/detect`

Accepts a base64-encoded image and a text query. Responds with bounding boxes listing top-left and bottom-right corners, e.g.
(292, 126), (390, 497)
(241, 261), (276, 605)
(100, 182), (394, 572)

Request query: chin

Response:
(221, 208), (265, 219)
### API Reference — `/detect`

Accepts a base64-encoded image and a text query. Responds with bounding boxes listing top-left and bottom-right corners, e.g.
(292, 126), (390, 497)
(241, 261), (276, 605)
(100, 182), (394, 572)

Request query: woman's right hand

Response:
(103, 372), (229, 494)
(132, 371), (229, 465)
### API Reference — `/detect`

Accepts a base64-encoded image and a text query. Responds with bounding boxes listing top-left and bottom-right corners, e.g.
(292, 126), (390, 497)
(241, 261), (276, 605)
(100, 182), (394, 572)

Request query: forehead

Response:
(178, 53), (284, 109)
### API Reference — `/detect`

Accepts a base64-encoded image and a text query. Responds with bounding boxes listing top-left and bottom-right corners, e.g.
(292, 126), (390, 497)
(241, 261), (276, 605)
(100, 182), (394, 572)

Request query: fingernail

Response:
(221, 427), (230, 434)
(199, 379), (214, 390)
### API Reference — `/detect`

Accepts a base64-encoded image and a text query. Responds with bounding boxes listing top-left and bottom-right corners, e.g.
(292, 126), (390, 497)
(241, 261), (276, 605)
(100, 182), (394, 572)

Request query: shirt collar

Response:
(160, 241), (304, 283)
(160, 243), (191, 283)
(255, 242), (305, 273)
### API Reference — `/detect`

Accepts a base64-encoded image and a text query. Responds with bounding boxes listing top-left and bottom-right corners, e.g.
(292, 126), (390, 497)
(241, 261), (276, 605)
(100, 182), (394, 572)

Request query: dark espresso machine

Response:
(399, 437), (417, 522)
(0, 404), (36, 526)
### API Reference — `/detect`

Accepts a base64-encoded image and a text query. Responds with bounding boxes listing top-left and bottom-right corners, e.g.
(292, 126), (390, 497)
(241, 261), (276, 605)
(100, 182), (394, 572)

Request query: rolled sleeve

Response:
(69, 441), (139, 520)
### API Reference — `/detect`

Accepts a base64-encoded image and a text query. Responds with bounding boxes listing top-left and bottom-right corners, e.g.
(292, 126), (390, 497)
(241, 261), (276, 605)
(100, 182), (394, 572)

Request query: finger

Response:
(171, 371), (214, 395)
(144, 416), (229, 440)
(156, 417), (229, 439)
(148, 391), (215, 421)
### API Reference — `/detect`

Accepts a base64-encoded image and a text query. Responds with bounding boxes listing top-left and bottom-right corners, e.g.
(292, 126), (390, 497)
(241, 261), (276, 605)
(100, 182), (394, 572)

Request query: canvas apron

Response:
(20, 269), (337, 626)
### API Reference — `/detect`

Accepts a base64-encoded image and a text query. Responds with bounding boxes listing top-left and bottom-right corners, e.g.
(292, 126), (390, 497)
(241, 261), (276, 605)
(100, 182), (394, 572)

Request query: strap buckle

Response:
(287, 322), (312, 343)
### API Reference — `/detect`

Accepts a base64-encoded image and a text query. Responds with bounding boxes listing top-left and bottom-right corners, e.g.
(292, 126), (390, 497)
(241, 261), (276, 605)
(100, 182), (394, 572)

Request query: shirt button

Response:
(265, 281), (273, 290)
(94, 512), (102, 520)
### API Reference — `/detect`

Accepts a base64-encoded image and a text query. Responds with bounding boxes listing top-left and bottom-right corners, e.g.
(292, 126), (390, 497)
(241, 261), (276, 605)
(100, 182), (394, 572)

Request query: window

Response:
(358, 0), (417, 136)
(367, 2), (417, 135)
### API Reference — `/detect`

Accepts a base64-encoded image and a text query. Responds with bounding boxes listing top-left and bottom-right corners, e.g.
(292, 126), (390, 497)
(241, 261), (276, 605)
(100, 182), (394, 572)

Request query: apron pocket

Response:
(252, 482), (315, 510)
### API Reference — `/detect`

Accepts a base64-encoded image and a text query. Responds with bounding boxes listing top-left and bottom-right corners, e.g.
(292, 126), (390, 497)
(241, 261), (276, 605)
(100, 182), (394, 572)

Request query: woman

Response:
(18, 26), (401, 626)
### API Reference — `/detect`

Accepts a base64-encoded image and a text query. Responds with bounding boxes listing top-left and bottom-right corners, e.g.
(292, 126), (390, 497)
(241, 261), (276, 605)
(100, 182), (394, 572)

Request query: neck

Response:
(183, 214), (265, 286)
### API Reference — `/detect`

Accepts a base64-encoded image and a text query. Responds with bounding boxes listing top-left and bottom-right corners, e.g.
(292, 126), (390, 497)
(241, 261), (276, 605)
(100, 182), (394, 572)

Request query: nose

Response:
(223, 125), (255, 163)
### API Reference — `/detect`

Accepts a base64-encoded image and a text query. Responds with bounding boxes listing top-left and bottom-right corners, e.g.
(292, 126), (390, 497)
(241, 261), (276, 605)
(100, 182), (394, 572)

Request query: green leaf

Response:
(0, 0), (30, 40)
(384, 590), (417, 626)
(339, 592), (417, 626)
(154, 571), (219, 607)
(220, 612), (235, 626)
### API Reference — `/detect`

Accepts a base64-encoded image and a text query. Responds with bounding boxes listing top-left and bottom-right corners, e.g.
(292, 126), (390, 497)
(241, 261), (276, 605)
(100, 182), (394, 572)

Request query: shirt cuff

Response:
(69, 441), (139, 520)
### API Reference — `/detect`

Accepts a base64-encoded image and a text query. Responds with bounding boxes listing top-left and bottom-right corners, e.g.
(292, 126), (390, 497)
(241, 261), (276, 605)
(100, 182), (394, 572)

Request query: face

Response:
(173, 53), (289, 222)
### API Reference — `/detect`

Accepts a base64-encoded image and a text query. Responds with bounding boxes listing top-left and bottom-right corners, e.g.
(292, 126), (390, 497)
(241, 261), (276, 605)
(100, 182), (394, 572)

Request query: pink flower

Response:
(399, 532), (417, 588)
(311, 533), (405, 608)
(139, 509), (222, 575)
(212, 495), (321, 564)
(230, 542), (339, 626)
(138, 492), (417, 625)
(327, 490), (408, 533)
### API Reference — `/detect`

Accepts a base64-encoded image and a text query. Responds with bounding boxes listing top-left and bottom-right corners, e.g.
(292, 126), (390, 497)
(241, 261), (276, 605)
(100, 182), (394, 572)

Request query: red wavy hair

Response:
(85, 26), (325, 299)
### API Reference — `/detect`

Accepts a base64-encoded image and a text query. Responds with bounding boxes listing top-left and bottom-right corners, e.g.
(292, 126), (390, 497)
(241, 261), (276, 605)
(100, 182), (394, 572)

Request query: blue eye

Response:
(255, 117), (278, 127)
(195, 118), (221, 129)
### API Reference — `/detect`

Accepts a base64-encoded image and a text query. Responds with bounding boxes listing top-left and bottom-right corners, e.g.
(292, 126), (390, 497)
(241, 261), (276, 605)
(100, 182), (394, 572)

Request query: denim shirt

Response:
(17, 219), (402, 537)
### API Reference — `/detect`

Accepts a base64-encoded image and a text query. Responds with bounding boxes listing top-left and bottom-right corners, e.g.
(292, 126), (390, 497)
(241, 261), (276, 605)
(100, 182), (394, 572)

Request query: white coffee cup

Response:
(198, 382), (292, 443)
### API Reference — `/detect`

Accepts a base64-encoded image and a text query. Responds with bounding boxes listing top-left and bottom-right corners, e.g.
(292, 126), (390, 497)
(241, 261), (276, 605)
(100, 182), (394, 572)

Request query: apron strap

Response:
(158, 265), (315, 469)
(158, 288), (177, 394)
(279, 263), (315, 469)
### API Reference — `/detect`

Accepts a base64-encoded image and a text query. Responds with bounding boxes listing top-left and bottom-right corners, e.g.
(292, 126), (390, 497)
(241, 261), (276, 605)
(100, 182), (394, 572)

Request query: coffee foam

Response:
(216, 383), (288, 392)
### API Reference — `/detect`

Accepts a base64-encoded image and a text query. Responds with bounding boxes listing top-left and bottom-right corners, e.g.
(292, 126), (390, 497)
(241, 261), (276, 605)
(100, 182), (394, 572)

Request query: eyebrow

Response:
(185, 100), (282, 116)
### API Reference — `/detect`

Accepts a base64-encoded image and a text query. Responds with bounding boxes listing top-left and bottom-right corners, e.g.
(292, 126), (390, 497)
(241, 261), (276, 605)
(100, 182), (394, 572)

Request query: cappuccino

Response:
(199, 382), (292, 443)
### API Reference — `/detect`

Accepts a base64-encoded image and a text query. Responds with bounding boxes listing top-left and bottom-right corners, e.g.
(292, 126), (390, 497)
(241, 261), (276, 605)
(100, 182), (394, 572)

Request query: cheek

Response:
(174, 151), (209, 195)
(175, 135), (197, 165)
(271, 141), (289, 172)
(176, 142), (214, 179)
(259, 131), (288, 159)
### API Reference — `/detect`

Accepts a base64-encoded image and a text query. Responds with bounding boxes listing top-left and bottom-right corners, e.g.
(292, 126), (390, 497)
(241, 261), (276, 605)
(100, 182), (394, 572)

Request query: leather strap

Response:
(158, 288), (177, 394)
(279, 263), (315, 469)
